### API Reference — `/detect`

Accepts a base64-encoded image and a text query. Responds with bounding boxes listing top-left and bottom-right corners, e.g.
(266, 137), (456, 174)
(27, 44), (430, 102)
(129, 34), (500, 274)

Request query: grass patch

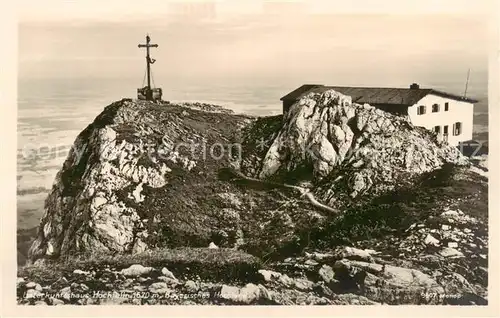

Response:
(18, 247), (262, 283)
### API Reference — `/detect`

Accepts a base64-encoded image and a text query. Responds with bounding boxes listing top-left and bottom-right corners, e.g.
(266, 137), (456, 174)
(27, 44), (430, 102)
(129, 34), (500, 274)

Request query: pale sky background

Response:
(18, 0), (492, 91)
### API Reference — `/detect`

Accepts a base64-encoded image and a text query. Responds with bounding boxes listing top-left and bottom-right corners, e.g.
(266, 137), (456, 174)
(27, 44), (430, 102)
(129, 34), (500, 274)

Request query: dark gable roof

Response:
(279, 84), (322, 102)
(280, 84), (478, 105)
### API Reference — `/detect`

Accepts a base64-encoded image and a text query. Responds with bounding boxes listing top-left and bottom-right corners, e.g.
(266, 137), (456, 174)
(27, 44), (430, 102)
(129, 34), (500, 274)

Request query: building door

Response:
(434, 126), (442, 142)
(443, 125), (449, 142)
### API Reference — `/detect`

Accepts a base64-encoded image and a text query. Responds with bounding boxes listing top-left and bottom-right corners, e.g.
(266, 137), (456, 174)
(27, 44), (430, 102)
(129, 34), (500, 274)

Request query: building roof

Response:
(280, 84), (322, 102)
(280, 84), (478, 105)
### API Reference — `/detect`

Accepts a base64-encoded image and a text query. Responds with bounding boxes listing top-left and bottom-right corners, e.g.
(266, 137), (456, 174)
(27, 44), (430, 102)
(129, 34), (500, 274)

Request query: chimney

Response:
(410, 83), (420, 89)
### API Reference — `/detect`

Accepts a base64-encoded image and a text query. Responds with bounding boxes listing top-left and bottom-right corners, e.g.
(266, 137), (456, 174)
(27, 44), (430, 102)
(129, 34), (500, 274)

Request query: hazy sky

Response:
(17, 0), (493, 22)
(18, 1), (491, 90)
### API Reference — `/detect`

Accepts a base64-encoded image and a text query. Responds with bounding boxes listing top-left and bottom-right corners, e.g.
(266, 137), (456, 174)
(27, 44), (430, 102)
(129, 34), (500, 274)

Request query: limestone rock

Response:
(258, 269), (282, 282)
(440, 209), (477, 225)
(73, 269), (90, 275)
(332, 259), (446, 304)
(251, 89), (467, 204)
(208, 242), (219, 249)
(25, 282), (37, 289)
(49, 298), (65, 305)
(157, 276), (179, 286)
(424, 234), (440, 246)
(336, 246), (375, 262)
(60, 286), (72, 301)
(120, 264), (153, 277)
(257, 269), (297, 289)
(306, 252), (334, 262)
(184, 280), (198, 293)
(161, 267), (177, 281)
(439, 247), (464, 258)
(34, 300), (48, 306)
(448, 242), (459, 248)
(304, 259), (319, 266)
(355, 260), (441, 288)
(148, 282), (171, 294)
(319, 264), (335, 283)
(440, 273), (477, 295)
(294, 278), (315, 291)
(219, 283), (265, 304)
(278, 274), (295, 287)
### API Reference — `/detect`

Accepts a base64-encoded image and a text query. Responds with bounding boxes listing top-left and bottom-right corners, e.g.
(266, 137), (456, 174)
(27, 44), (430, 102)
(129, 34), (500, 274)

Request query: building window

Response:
(417, 105), (426, 115)
(443, 125), (449, 135)
(453, 122), (462, 136)
(444, 102), (449, 111)
(432, 104), (439, 112)
(434, 126), (441, 134)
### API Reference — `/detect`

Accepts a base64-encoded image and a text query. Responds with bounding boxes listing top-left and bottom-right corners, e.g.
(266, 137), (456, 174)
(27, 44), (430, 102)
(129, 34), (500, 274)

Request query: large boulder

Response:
(242, 90), (467, 204)
(28, 99), (257, 262)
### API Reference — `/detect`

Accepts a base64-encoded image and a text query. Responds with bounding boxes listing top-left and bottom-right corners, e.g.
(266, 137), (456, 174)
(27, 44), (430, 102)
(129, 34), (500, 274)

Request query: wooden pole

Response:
(464, 68), (470, 98)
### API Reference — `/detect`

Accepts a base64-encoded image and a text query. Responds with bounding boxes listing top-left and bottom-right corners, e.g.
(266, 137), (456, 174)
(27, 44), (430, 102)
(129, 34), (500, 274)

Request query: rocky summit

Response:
(18, 90), (488, 305)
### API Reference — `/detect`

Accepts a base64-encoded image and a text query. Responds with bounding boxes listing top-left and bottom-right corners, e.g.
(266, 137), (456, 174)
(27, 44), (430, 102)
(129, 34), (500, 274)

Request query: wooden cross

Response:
(138, 34), (159, 92)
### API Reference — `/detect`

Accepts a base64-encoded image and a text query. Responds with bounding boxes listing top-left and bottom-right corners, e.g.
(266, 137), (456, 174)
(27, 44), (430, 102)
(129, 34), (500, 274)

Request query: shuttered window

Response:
(417, 105), (426, 115)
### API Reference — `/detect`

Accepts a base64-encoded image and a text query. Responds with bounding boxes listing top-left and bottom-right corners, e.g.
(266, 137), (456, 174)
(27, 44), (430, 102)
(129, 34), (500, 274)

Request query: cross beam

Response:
(138, 35), (158, 92)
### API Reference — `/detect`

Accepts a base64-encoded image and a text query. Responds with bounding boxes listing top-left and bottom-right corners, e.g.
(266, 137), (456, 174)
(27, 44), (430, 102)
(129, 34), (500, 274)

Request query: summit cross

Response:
(138, 34), (159, 92)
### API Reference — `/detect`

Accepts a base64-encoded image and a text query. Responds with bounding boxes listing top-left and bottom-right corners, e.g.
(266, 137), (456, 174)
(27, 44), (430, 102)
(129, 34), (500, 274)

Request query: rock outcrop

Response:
(28, 91), (470, 264)
(19, 89), (489, 305)
(241, 90), (467, 202)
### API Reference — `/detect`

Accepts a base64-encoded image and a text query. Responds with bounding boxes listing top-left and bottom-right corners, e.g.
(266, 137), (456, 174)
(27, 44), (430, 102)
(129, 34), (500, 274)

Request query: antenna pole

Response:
(464, 68), (470, 98)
